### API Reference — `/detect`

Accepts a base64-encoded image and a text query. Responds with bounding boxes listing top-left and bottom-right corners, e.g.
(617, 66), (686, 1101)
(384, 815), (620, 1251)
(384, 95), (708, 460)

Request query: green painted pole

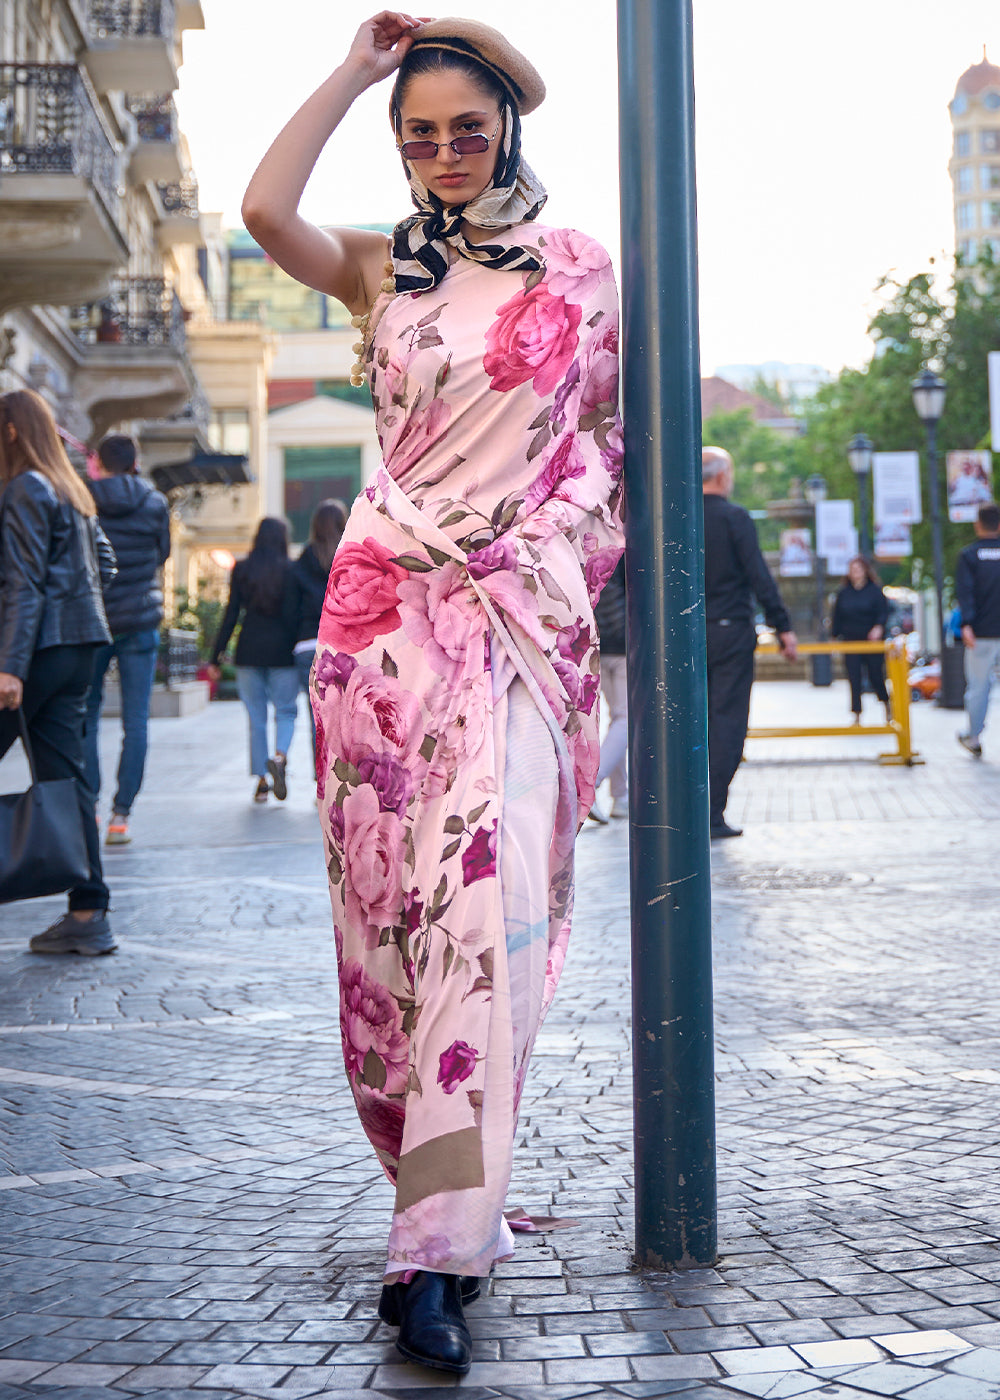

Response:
(617, 0), (717, 1268)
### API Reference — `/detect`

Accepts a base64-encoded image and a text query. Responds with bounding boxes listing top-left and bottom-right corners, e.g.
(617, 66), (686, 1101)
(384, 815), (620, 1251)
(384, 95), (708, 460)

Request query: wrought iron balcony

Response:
(126, 93), (177, 142)
(126, 93), (182, 181)
(83, 0), (178, 94)
(0, 63), (124, 231)
(88, 0), (176, 41)
(154, 176), (201, 247)
(71, 276), (187, 350)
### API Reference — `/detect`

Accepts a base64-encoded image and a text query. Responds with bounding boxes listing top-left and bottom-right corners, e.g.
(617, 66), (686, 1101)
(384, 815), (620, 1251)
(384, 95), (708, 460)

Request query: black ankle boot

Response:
(391, 1270), (472, 1374)
(378, 1274), (480, 1327)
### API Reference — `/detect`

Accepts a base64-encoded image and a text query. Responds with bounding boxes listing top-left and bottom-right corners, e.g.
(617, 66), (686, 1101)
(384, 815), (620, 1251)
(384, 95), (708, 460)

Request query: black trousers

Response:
(843, 652), (889, 714)
(706, 620), (756, 826)
(0, 643), (109, 911)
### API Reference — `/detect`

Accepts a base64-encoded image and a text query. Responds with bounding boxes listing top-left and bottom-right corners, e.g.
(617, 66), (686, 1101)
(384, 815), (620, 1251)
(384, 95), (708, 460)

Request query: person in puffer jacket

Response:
(83, 434), (171, 847)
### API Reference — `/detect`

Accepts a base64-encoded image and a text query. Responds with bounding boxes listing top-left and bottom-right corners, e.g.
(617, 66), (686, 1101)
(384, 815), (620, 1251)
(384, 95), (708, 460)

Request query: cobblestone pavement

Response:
(2, 681), (1000, 1398)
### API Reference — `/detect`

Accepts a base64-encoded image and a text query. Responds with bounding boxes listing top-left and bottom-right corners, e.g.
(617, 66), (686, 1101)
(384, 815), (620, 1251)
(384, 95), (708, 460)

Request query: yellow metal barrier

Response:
(749, 639), (923, 766)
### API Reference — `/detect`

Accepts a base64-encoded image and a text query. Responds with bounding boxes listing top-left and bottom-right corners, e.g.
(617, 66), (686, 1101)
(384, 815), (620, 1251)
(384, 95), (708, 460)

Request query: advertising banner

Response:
(946, 449), (993, 522)
(815, 499), (855, 564)
(779, 528), (812, 577)
(875, 520), (913, 558)
(873, 451), (922, 525)
(990, 351), (1000, 453)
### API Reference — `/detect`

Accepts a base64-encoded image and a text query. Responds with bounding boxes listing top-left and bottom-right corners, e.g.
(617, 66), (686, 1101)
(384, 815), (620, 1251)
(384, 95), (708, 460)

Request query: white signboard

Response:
(875, 520), (913, 559)
(947, 449), (993, 521)
(873, 451), (923, 525)
(815, 499), (855, 562)
(990, 351), (1000, 453)
(826, 526), (859, 577)
(779, 528), (812, 577)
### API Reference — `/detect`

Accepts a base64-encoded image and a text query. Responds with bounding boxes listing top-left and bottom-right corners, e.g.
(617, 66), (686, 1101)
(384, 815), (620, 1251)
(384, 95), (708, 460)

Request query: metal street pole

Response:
(926, 419), (946, 657)
(617, 0), (717, 1269)
(856, 475), (872, 558)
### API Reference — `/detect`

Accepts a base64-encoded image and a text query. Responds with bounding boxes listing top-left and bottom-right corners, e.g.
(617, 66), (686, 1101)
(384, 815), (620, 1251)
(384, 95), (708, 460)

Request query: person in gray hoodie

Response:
(84, 434), (171, 845)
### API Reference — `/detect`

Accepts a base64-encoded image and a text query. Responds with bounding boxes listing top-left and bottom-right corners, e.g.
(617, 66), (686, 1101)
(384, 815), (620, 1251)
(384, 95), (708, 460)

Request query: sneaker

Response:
(587, 799), (610, 824)
(30, 911), (117, 956)
(105, 813), (131, 846)
(958, 732), (983, 758)
(254, 777), (270, 804)
(610, 799), (629, 819)
(710, 821), (743, 840)
(267, 754), (288, 801)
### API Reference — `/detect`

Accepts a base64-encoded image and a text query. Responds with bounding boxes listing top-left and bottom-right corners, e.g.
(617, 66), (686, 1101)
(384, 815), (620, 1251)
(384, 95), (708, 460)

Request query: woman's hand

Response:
(0, 672), (23, 710)
(867, 625), (884, 641)
(346, 11), (432, 86)
(206, 664), (221, 683)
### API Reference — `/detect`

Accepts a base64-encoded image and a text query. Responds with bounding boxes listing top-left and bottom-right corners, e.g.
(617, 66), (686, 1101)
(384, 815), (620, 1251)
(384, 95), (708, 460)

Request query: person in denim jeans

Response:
(956, 502), (1000, 758)
(290, 499), (346, 783)
(209, 517), (299, 803)
(84, 435), (170, 846)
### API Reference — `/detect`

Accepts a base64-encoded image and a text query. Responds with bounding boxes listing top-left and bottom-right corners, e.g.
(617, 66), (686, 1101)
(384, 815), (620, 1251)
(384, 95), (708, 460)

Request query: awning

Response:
(150, 452), (252, 494)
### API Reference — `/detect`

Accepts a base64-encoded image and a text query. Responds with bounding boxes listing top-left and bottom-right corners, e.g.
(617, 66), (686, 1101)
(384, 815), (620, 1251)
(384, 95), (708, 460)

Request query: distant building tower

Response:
(950, 50), (1000, 264)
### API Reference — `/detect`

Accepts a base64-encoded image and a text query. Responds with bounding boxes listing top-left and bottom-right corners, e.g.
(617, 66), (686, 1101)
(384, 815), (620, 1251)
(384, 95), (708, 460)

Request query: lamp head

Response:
(847, 432), (873, 476)
(911, 368), (947, 425)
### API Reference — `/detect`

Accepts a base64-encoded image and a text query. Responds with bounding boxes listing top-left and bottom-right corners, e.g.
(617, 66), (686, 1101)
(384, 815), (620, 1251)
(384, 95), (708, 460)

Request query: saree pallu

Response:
(312, 225), (624, 1280)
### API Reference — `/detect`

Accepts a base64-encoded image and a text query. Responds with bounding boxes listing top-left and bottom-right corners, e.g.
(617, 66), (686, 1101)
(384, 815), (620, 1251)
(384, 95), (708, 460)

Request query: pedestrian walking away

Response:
(956, 500), (1000, 757)
(592, 554), (627, 821)
(83, 434), (171, 846)
(208, 517), (299, 803)
(290, 498), (347, 784)
(0, 390), (118, 955)
(242, 10), (624, 1375)
(702, 446), (797, 839)
(831, 555), (891, 725)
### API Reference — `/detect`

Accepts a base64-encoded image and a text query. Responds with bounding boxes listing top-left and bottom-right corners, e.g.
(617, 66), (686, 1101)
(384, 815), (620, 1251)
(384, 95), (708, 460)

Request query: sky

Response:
(175, 1), (1000, 377)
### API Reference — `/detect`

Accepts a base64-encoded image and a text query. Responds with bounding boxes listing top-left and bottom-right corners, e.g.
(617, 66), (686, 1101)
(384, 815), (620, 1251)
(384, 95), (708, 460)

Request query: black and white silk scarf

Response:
(391, 100), (548, 294)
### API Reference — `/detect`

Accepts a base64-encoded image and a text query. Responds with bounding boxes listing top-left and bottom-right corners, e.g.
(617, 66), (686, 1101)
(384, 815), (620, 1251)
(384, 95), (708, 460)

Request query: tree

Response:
(702, 407), (800, 549)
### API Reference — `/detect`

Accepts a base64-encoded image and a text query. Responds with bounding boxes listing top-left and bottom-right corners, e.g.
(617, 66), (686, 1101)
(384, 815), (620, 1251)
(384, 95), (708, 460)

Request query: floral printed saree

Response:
(312, 224), (624, 1281)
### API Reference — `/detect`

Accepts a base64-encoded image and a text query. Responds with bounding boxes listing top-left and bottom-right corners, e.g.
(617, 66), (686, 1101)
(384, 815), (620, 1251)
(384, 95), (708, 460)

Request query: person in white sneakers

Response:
(956, 502), (1000, 758)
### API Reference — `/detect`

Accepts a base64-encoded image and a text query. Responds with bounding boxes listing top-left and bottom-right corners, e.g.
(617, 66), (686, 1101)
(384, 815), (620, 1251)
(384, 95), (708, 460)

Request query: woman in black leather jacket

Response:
(0, 389), (118, 954)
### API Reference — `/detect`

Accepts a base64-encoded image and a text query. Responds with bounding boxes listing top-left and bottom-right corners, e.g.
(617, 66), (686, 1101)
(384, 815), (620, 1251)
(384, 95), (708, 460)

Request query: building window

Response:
(982, 165), (1000, 190)
(981, 129), (1000, 153)
(985, 92), (1000, 111)
(956, 131), (971, 157)
(208, 410), (251, 456)
(283, 445), (362, 544)
(958, 166), (975, 193)
(959, 239), (978, 263)
(958, 201), (977, 230)
(983, 202), (1000, 227)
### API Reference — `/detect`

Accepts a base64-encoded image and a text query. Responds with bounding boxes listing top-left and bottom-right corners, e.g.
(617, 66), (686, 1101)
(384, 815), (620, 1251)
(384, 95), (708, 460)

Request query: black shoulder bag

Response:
(0, 710), (90, 904)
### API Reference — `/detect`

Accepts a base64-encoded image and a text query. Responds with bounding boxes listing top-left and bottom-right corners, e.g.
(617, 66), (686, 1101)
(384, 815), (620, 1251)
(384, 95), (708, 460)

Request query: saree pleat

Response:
(312, 224), (624, 1278)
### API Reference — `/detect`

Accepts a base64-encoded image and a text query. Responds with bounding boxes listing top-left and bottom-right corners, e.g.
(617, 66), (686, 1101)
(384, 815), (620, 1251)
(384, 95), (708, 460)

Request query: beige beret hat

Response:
(408, 17), (546, 115)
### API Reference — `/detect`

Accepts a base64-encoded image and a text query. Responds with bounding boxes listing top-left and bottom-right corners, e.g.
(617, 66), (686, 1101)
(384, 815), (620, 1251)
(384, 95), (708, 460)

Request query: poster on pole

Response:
(946, 449), (993, 521)
(815, 499), (855, 566)
(875, 520), (913, 558)
(873, 451), (923, 525)
(990, 351), (1000, 453)
(779, 528), (812, 577)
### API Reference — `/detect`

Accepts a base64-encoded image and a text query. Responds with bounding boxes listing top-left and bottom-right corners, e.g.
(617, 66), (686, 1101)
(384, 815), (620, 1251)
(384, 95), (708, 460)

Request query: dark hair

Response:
(97, 434), (137, 475)
(391, 44), (509, 134)
(0, 389), (95, 517)
(978, 502), (1000, 532)
(243, 516), (290, 615)
(309, 498), (347, 574)
(841, 555), (882, 589)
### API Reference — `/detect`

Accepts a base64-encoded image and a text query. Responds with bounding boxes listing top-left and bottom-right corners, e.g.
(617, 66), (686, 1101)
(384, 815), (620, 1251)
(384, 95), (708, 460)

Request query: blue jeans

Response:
(83, 626), (160, 816)
(236, 666), (299, 777)
(295, 648), (317, 777)
(964, 637), (1000, 739)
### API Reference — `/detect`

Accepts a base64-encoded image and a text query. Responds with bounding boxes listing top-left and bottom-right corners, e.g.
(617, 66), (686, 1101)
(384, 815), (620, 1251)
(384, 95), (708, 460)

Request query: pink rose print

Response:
(524, 431), (588, 514)
(325, 664), (423, 771)
(556, 619), (594, 665)
(328, 800), (346, 848)
(437, 1039), (479, 1093)
(314, 650), (358, 699)
(388, 1216), (455, 1269)
(353, 1083), (405, 1164)
(467, 538), (516, 579)
(343, 784), (407, 947)
(484, 282), (582, 397)
(356, 752), (414, 817)
(542, 228), (614, 302)
(399, 561), (483, 678)
(314, 712), (329, 800)
(321, 537), (408, 654)
(462, 820), (497, 886)
(339, 956), (409, 1095)
(553, 656), (599, 716)
(584, 546), (622, 603)
(384, 396), (452, 480)
(578, 319), (620, 416)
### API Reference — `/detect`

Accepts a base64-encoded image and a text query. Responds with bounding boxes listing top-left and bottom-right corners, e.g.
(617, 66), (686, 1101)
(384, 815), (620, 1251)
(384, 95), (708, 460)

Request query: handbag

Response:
(0, 710), (91, 905)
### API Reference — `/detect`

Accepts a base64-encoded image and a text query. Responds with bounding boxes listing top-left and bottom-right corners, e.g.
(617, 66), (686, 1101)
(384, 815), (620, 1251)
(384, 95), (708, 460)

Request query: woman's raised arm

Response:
(241, 12), (426, 315)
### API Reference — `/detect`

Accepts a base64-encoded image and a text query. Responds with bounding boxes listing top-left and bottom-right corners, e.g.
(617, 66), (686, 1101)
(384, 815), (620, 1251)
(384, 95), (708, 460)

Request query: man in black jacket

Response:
(955, 501), (1000, 758)
(84, 435), (171, 845)
(703, 447), (797, 839)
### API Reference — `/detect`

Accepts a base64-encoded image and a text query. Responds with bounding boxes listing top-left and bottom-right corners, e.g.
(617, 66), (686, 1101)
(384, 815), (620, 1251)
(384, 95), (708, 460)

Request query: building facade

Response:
(949, 52), (1000, 265)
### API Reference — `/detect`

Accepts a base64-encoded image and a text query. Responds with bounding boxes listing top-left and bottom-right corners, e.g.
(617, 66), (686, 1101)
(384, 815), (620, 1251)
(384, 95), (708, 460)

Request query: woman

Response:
(0, 389), (117, 955)
(243, 12), (623, 1374)
(832, 555), (891, 723)
(209, 517), (298, 803)
(291, 499), (347, 781)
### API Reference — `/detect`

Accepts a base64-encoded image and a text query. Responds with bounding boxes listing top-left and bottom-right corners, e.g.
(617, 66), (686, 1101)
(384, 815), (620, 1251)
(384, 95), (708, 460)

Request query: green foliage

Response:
(702, 407), (801, 549)
(173, 586), (226, 662)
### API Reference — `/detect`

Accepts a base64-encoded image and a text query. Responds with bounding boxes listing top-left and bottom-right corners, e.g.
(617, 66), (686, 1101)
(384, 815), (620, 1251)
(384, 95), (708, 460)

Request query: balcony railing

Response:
(0, 63), (123, 229)
(125, 93), (177, 142)
(157, 175), (198, 218)
(71, 276), (187, 350)
(87, 0), (176, 40)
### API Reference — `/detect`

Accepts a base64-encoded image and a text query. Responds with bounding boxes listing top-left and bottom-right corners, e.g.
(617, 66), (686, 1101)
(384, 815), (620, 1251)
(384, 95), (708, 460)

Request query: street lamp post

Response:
(847, 433), (874, 558)
(910, 369), (947, 657)
(805, 474), (831, 686)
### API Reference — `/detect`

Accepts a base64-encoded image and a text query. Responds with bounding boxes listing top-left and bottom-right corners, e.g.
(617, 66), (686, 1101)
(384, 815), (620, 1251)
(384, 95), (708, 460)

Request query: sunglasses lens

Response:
(452, 134), (490, 154)
(400, 141), (437, 159)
